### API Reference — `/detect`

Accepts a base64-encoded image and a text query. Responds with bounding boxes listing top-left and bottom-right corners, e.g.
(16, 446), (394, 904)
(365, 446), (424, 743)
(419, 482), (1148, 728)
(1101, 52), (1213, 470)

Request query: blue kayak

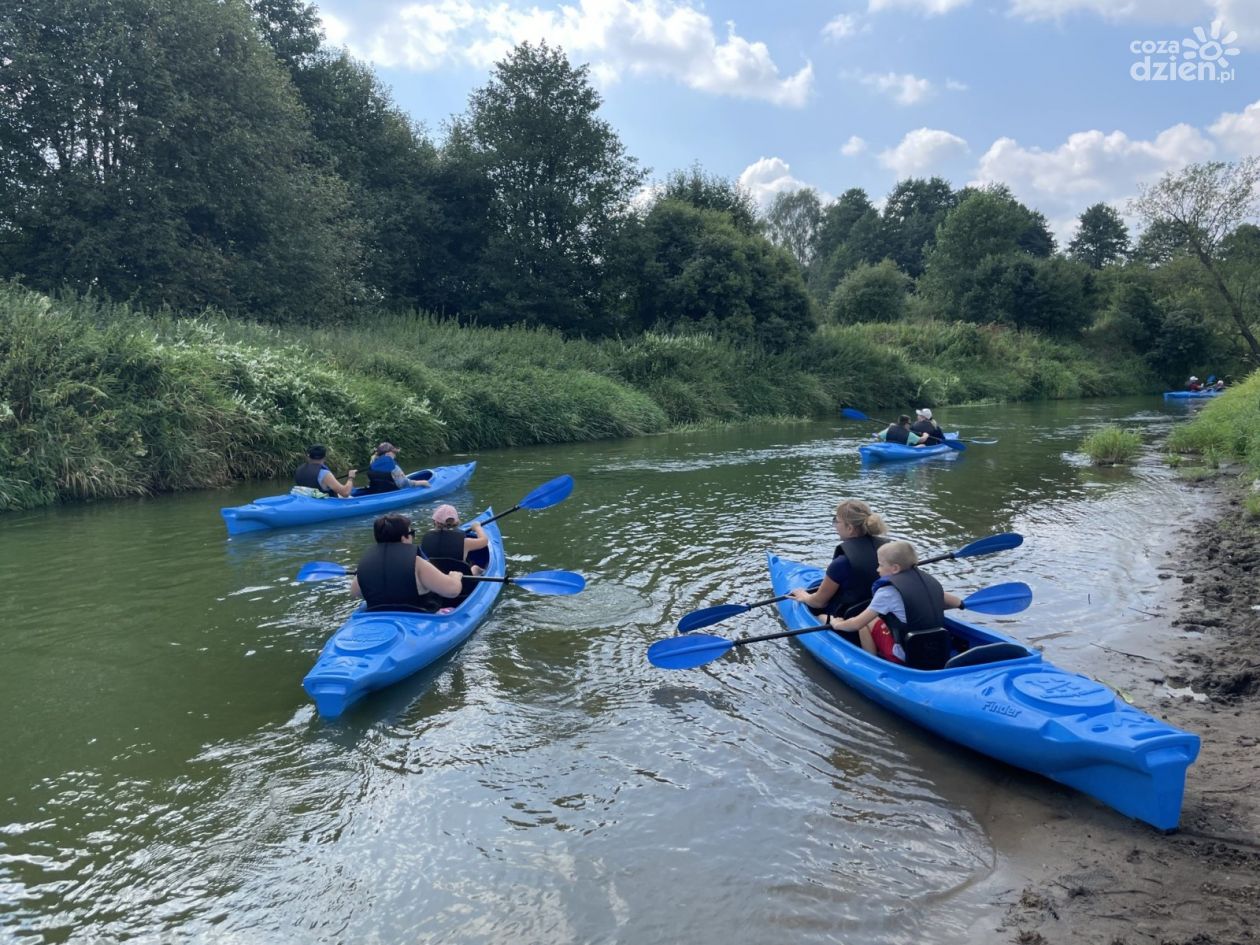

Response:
(1163, 389), (1221, 400)
(303, 511), (504, 718)
(767, 552), (1199, 830)
(859, 432), (960, 463)
(220, 462), (476, 535)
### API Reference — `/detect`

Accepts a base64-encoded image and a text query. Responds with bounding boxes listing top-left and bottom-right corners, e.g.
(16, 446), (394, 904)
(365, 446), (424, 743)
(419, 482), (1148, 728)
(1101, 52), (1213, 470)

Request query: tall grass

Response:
(1167, 371), (1260, 473)
(0, 284), (1161, 510)
(1081, 425), (1142, 465)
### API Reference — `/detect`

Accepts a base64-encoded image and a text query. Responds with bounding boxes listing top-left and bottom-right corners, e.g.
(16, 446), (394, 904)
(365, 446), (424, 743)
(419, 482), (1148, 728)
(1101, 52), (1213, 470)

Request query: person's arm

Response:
(463, 522), (489, 554)
(350, 575), (362, 598)
(943, 591), (964, 610)
(416, 557), (465, 599)
(908, 432), (925, 446)
(828, 605), (878, 633)
(788, 575), (840, 609)
(321, 468), (357, 498)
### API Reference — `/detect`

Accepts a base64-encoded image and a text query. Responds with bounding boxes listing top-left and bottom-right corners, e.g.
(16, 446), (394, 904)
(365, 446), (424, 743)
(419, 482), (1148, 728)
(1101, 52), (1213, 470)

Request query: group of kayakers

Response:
(1185, 375), (1226, 392)
(292, 442), (431, 500)
(788, 499), (964, 669)
(295, 442), (483, 614)
(877, 408), (946, 447)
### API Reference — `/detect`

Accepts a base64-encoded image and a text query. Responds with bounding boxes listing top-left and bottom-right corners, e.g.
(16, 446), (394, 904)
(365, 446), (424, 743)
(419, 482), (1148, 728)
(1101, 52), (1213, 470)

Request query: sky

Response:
(311, 0), (1260, 241)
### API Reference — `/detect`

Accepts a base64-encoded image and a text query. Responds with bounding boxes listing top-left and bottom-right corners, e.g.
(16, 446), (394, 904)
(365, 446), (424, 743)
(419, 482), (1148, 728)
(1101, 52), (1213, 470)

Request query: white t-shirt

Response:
(870, 584), (907, 622)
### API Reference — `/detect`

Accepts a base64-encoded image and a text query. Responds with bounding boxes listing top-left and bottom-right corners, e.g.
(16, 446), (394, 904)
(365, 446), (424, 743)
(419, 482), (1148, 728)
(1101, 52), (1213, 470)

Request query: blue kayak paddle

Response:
(841, 408), (977, 451)
(651, 582), (1033, 670)
(675, 532), (1023, 633)
(295, 560), (586, 595)
(482, 474), (575, 526)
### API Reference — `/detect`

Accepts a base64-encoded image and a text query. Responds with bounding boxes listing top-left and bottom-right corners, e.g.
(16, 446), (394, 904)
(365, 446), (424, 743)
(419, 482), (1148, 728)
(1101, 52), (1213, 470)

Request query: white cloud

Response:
(854, 70), (935, 105)
(945, 78), (968, 91)
(868, 0), (971, 14)
(321, 10), (351, 46)
(737, 157), (810, 208)
(331, 0), (813, 107)
(1005, 0), (1260, 44)
(878, 128), (969, 176)
(1209, 99), (1260, 156)
(841, 135), (868, 156)
(822, 13), (866, 39)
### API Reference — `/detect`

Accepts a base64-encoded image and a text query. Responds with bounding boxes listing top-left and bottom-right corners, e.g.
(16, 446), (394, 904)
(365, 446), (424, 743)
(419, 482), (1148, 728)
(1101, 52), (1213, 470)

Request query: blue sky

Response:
(313, 0), (1260, 239)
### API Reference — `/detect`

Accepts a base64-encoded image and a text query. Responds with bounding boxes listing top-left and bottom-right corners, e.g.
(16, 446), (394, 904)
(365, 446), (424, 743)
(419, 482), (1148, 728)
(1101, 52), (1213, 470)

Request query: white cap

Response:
(1190, 376), (1198, 381)
(916, 408), (932, 420)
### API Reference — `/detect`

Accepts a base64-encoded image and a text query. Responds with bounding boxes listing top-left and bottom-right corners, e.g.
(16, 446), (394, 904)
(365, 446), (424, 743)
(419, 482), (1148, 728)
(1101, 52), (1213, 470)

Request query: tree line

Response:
(1, 0), (1256, 378)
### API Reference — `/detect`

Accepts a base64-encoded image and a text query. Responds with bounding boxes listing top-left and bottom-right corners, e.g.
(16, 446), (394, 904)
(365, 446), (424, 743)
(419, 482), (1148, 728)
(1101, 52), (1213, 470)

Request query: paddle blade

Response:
(968, 438), (999, 445)
(954, 533), (1023, 559)
(841, 407), (871, 422)
(677, 603), (751, 633)
(519, 474), (574, 510)
(647, 634), (736, 670)
(296, 561), (349, 582)
(940, 437), (966, 452)
(963, 581), (1033, 615)
(510, 570), (586, 595)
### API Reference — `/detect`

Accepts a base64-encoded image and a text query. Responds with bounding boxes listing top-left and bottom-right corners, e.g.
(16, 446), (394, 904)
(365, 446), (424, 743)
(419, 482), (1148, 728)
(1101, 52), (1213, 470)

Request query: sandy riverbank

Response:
(970, 477), (1260, 945)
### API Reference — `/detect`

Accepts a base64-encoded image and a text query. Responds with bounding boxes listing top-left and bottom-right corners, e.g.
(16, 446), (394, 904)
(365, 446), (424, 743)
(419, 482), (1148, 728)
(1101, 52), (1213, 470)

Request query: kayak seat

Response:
(943, 642), (1032, 669)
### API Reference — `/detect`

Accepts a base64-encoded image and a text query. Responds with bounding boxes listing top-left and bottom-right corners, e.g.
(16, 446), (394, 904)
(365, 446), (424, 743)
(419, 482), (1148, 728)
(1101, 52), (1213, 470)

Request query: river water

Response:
(0, 397), (1208, 944)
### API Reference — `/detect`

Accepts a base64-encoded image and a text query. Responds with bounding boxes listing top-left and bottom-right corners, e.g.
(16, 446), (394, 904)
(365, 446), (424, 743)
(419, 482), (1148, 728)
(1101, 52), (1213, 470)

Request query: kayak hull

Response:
(302, 511), (504, 718)
(859, 433), (961, 463)
(1163, 390), (1221, 400)
(221, 462), (476, 535)
(767, 552), (1199, 830)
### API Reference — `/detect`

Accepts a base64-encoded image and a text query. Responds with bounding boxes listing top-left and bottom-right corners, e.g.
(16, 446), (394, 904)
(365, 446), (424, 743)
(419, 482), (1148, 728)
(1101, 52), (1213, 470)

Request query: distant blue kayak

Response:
(859, 432), (960, 463)
(767, 552), (1199, 830)
(220, 462), (476, 535)
(1163, 389), (1221, 400)
(303, 511), (504, 718)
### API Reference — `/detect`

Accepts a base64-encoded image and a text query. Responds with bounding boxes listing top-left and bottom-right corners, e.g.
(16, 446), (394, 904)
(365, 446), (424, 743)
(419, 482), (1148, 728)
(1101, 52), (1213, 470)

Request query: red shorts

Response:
(869, 618), (905, 664)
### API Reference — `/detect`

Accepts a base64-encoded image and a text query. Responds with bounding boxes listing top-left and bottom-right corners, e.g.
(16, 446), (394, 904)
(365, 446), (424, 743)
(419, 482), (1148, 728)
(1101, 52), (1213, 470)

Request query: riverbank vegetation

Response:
(1167, 372), (1260, 478)
(1, 0), (1257, 510)
(1080, 426), (1142, 466)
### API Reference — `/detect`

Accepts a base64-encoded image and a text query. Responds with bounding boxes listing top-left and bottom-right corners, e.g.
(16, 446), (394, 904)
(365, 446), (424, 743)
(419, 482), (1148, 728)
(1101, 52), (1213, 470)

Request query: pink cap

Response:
(432, 504), (460, 525)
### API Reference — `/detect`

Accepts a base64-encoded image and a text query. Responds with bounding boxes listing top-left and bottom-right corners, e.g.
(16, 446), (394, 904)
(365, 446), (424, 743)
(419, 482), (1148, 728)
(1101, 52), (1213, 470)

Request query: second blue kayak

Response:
(1163, 389), (1221, 400)
(767, 552), (1199, 830)
(303, 511), (504, 718)
(220, 462), (476, 535)
(859, 432), (960, 463)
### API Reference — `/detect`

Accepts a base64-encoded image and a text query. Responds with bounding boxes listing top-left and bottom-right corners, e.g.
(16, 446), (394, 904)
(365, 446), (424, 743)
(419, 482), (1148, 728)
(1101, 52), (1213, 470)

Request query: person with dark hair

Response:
(292, 444), (357, 498)
(876, 416), (928, 447)
(364, 442), (431, 494)
(350, 513), (465, 612)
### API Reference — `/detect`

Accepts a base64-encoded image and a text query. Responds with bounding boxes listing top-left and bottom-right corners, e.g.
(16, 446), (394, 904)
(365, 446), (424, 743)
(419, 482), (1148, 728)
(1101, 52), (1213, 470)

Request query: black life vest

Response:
(420, 528), (470, 575)
(910, 419), (943, 443)
(873, 567), (950, 669)
(294, 461), (335, 495)
(364, 456), (400, 494)
(355, 543), (430, 612)
(827, 535), (891, 616)
(883, 423), (910, 445)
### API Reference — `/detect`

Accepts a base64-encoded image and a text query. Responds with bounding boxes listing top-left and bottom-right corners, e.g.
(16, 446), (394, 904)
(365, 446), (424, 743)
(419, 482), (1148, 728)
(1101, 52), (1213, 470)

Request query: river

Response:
(0, 397), (1207, 943)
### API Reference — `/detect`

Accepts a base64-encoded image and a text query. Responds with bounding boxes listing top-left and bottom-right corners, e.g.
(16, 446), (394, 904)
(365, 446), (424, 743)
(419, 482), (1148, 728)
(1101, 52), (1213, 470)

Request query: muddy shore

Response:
(971, 477), (1260, 945)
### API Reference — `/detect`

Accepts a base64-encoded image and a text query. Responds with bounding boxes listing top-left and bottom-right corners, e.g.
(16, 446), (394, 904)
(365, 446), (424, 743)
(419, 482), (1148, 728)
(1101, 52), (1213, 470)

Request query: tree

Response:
(659, 164), (759, 235)
(764, 188), (823, 268)
(828, 260), (910, 324)
(1068, 203), (1130, 268)
(1131, 159), (1260, 361)
(880, 176), (957, 278)
(0, 0), (360, 320)
(465, 41), (646, 332)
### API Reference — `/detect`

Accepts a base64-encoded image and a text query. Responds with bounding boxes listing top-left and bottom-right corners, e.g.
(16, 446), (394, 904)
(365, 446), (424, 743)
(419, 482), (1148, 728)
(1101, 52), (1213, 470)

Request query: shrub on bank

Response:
(1081, 426), (1142, 465)
(1167, 372), (1260, 473)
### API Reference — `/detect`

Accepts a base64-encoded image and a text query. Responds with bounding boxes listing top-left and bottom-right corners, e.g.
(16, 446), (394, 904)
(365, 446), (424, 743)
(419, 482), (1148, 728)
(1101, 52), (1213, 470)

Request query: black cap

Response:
(307, 444), (327, 460)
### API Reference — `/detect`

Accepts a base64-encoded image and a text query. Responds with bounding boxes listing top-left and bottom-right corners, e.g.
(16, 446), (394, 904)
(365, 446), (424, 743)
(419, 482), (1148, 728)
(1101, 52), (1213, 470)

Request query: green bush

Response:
(1081, 425), (1142, 465)
(1167, 371), (1260, 472)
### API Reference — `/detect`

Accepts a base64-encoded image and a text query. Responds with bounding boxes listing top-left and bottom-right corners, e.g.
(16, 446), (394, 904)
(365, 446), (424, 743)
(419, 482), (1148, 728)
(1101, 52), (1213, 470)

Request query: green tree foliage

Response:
(247, 0), (322, 71)
(618, 199), (816, 351)
(828, 260), (910, 324)
(0, 0), (361, 321)
(1131, 219), (1192, 266)
(809, 192), (884, 303)
(880, 177), (957, 278)
(1090, 274), (1163, 350)
(465, 41), (646, 332)
(1132, 159), (1260, 361)
(1068, 203), (1130, 268)
(764, 188), (823, 267)
(659, 164), (759, 235)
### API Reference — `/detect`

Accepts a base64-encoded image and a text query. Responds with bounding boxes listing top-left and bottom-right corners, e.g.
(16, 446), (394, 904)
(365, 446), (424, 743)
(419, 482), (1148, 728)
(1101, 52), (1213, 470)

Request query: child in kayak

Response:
(788, 499), (891, 619)
(825, 540), (965, 670)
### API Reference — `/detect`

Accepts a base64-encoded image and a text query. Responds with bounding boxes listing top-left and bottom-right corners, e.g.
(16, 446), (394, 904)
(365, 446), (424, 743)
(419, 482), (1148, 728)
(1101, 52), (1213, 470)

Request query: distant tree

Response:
(1132, 159), (1260, 361)
(465, 41), (646, 331)
(247, 0), (322, 71)
(1131, 219), (1192, 266)
(879, 176), (957, 277)
(0, 0), (360, 320)
(814, 188), (876, 265)
(659, 163), (759, 234)
(811, 207), (885, 303)
(764, 188), (823, 268)
(621, 199), (816, 350)
(1068, 203), (1130, 268)
(1019, 210), (1057, 258)
(828, 260), (910, 324)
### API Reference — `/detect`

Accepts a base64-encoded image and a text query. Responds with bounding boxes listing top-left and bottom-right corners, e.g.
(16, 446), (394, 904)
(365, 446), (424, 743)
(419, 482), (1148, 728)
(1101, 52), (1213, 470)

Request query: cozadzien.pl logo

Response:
(1130, 20), (1240, 83)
